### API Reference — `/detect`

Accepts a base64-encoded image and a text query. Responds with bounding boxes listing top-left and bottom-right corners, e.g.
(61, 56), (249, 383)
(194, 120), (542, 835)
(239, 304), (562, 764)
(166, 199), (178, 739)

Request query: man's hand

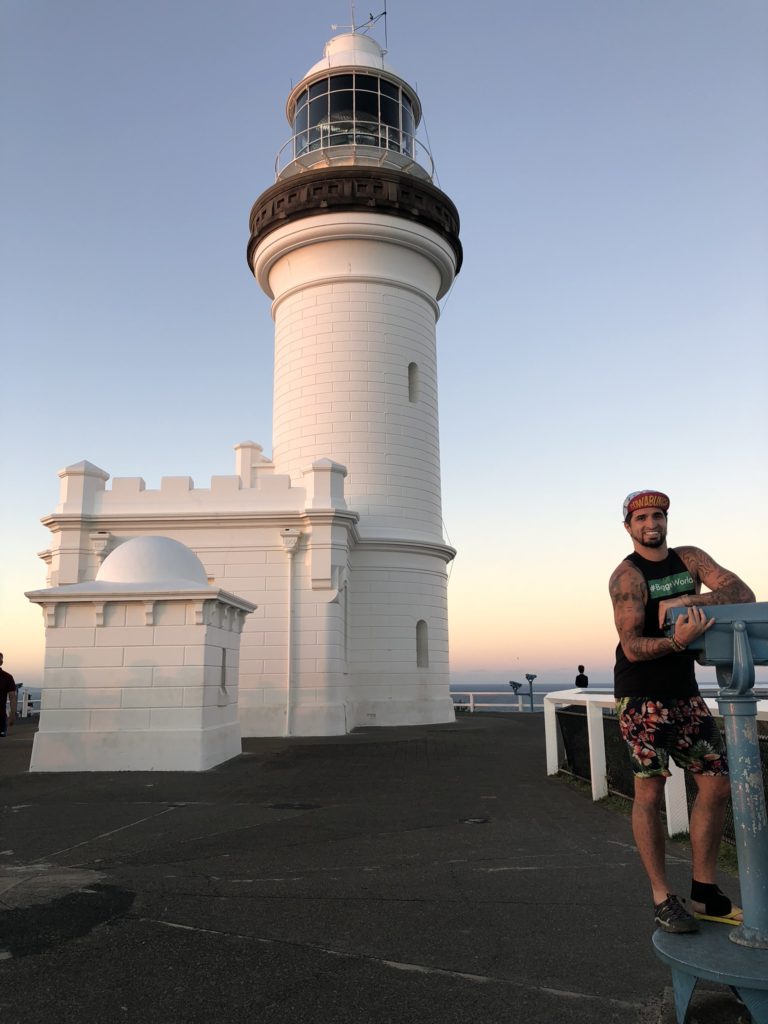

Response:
(658, 596), (692, 629)
(611, 562), (714, 661)
(672, 606), (714, 647)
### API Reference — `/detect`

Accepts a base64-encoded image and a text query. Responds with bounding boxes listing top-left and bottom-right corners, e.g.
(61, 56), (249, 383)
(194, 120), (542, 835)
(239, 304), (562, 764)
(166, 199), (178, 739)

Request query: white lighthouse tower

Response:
(32, 28), (462, 744)
(248, 30), (463, 729)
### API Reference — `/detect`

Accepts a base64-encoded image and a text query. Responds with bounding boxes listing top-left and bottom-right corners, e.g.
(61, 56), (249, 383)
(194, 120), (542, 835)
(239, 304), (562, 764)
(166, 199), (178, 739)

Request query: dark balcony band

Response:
(247, 168), (463, 273)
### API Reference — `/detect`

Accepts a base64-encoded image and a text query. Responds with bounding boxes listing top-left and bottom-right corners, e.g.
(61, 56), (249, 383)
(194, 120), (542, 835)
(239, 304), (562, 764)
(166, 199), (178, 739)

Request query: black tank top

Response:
(613, 548), (698, 699)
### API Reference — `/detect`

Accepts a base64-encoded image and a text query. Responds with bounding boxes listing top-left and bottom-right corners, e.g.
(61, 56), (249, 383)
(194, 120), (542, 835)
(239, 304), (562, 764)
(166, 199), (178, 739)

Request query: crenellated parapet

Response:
(53, 442), (308, 517)
(38, 445), (357, 596)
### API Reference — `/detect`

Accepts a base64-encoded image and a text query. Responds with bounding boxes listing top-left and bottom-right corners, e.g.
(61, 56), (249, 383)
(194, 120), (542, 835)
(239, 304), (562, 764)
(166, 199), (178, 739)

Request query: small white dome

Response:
(304, 31), (394, 77)
(97, 536), (208, 586)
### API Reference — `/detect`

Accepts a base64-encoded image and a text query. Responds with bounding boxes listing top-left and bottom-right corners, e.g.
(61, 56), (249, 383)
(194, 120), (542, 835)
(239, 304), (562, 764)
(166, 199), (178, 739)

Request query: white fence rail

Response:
(544, 689), (768, 837)
(452, 691), (545, 713)
(16, 691), (37, 718)
(3, 690), (32, 723)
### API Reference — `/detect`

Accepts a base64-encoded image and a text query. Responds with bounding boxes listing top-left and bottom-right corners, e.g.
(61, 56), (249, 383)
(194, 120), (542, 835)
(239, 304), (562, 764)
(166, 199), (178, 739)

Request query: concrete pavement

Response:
(0, 714), (750, 1023)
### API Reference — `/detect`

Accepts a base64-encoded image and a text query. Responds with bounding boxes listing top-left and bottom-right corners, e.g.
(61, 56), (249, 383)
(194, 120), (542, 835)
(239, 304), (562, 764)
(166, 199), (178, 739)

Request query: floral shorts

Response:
(616, 695), (729, 778)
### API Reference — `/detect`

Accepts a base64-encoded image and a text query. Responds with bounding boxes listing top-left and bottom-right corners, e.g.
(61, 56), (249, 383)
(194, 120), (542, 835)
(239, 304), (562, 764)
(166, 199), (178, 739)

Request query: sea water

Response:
(449, 678), (763, 712)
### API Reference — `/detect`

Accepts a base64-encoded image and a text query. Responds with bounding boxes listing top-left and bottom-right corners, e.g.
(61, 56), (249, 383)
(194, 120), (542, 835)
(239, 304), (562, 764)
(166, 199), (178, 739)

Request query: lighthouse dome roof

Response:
(303, 32), (398, 79)
(96, 536), (209, 586)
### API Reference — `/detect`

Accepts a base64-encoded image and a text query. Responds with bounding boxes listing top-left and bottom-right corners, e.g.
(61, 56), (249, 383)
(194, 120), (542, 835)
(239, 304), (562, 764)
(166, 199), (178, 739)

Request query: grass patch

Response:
(668, 830), (740, 876)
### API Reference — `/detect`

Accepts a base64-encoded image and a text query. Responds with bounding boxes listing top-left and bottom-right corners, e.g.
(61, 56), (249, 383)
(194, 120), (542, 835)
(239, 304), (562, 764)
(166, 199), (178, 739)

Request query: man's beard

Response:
(641, 533), (665, 548)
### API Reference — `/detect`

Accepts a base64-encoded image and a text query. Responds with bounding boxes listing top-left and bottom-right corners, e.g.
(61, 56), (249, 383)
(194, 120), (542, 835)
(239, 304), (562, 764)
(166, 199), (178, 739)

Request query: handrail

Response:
(275, 124), (435, 180)
(452, 690), (544, 713)
(18, 690), (36, 718)
(543, 689), (768, 835)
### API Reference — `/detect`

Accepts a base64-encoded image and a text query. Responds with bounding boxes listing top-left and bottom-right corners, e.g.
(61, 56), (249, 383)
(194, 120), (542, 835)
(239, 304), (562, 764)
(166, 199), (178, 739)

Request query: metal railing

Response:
(544, 689), (768, 837)
(275, 124), (435, 179)
(6, 690), (37, 719)
(452, 691), (545, 714)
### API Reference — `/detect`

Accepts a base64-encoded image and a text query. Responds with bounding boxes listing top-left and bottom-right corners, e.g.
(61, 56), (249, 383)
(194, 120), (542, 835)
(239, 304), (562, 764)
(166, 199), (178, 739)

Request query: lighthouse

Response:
(247, 30), (462, 729)
(33, 28), (462, 743)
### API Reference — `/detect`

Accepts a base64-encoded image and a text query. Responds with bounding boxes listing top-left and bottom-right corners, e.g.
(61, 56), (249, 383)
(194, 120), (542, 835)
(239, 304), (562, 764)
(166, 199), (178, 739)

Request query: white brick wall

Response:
(29, 593), (248, 770)
(273, 279), (443, 539)
(343, 546), (451, 729)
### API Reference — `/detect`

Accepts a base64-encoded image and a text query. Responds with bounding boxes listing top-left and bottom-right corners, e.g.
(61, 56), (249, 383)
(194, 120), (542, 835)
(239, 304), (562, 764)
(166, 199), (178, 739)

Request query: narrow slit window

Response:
(416, 619), (429, 668)
(408, 362), (419, 402)
(343, 581), (349, 669)
(218, 647), (228, 706)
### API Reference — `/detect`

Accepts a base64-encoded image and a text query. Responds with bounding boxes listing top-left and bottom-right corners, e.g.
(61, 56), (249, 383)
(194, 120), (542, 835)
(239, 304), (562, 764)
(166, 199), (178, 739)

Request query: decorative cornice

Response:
(270, 273), (441, 320)
(41, 509), (361, 534)
(39, 511), (451, 562)
(247, 167), (462, 274)
(25, 587), (257, 616)
(301, 509), (360, 528)
(349, 531), (457, 563)
(41, 511), (309, 532)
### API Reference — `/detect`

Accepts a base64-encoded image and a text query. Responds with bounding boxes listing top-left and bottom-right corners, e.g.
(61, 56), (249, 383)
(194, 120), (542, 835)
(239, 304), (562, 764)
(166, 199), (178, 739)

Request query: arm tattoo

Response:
(624, 636), (676, 660)
(677, 547), (756, 606)
(609, 564), (676, 662)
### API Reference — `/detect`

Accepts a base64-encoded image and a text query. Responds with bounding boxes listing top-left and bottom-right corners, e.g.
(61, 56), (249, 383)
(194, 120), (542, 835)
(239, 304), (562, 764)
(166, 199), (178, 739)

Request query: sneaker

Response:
(654, 894), (699, 934)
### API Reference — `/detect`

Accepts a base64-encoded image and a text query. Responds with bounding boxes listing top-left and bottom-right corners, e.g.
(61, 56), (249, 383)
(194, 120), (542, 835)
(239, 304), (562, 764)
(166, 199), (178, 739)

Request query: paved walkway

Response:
(0, 715), (750, 1023)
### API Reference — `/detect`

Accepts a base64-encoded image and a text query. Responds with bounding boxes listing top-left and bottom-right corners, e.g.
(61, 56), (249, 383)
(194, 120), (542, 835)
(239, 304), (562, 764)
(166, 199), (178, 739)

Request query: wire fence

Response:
(554, 705), (768, 846)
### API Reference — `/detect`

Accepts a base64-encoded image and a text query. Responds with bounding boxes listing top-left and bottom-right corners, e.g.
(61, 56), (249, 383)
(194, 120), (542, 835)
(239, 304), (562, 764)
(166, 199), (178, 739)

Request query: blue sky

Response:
(3, 1), (767, 688)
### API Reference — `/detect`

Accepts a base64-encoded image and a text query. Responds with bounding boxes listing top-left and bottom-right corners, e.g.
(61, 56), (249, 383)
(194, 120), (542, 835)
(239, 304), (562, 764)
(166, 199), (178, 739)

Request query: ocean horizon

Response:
(16, 676), (763, 718)
(448, 678), (606, 711)
(447, 676), (764, 712)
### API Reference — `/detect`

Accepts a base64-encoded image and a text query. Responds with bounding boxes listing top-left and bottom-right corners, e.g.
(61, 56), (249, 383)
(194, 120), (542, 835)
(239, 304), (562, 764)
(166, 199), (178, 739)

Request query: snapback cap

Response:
(623, 489), (670, 521)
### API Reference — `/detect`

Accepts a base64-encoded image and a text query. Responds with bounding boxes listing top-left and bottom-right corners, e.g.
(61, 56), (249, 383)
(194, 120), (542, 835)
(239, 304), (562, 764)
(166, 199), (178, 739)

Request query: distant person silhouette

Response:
(0, 653), (17, 736)
(574, 665), (588, 688)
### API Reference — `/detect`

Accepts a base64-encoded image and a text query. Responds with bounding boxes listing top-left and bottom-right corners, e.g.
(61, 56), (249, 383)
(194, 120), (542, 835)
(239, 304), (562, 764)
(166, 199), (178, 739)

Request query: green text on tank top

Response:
(627, 549), (695, 639)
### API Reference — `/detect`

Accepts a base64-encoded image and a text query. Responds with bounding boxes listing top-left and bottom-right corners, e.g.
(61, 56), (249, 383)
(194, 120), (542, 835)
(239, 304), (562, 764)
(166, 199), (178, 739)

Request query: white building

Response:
(26, 536), (255, 772)
(33, 30), (463, 739)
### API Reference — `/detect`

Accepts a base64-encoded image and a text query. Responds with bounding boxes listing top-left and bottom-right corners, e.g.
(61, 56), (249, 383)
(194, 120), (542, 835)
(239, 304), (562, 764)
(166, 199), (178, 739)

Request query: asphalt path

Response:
(0, 715), (749, 1023)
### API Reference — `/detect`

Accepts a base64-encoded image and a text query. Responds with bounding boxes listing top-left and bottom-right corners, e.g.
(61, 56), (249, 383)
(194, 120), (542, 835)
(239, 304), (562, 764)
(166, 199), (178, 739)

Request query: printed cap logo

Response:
(623, 489), (670, 520)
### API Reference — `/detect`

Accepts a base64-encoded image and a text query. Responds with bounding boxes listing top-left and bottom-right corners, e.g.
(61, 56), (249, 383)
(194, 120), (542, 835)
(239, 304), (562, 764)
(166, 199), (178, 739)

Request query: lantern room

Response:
(276, 32), (433, 181)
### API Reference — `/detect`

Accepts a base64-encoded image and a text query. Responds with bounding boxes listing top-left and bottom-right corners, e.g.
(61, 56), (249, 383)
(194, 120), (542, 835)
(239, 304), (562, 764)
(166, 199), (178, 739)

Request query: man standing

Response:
(0, 653), (17, 737)
(609, 490), (755, 933)
(574, 665), (589, 688)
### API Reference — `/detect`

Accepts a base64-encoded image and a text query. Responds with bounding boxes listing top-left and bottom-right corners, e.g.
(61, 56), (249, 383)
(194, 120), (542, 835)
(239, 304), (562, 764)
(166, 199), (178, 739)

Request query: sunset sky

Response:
(3, 1), (767, 690)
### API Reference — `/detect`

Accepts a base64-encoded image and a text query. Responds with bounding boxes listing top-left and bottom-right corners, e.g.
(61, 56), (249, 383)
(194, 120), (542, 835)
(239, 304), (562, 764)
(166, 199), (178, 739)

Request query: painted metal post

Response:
(667, 603), (768, 950)
(715, 622), (768, 948)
